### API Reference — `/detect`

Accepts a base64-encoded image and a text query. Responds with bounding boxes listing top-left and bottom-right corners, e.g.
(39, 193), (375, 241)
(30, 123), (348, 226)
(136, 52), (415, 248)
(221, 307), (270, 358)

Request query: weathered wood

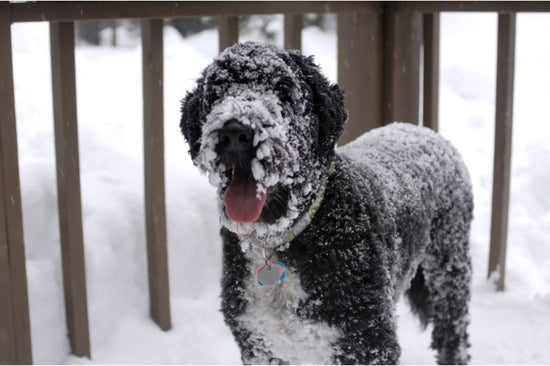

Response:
(284, 14), (302, 50)
(423, 12), (440, 131)
(0, 7), (18, 364)
(11, 1), (380, 23)
(11, 1), (550, 24)
(0, 157), (17, 364)
(50, 21), (91, 358)
(0, 161), (16, 364)
(488, 13), (516, 292)
(0, 4), (33, 364)
(142, 19), (171, 331)
(396, 1), (550, 13)
(337, 9), (384, 145)
(382, 4), (422, 125)
(219, 15), (239, 53)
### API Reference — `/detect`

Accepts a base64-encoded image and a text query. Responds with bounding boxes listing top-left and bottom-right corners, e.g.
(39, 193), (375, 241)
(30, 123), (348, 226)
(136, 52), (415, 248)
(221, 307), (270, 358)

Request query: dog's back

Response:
(338, 123), (472, 209)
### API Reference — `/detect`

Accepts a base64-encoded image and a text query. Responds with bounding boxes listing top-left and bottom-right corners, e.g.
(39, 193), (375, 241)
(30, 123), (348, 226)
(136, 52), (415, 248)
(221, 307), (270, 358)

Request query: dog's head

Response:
(180, 42), (346, 242)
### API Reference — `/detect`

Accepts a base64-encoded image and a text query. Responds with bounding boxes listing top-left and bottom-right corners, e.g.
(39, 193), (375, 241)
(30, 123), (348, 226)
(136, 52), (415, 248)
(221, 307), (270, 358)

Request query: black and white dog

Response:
(180, 42), (473, 365)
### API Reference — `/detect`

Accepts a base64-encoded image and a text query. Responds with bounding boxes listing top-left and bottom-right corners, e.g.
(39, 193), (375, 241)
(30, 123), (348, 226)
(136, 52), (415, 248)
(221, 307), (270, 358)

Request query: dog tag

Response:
(256, 262), (285, 286)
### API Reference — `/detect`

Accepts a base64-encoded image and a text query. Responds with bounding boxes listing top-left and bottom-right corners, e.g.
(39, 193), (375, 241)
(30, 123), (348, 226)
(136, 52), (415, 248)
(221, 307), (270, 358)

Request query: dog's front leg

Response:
(225, 324), (281, 365)
(301, 255), (401, 364)
(332, 274), (401, 364)
(333, 312), (400, 365)
(223, 300), (288, 365)
(220, 229), (289, 365)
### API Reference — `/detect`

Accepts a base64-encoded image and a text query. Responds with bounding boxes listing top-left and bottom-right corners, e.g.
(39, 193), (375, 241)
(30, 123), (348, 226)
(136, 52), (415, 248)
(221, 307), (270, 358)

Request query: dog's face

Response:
(180, 42), (346, 241)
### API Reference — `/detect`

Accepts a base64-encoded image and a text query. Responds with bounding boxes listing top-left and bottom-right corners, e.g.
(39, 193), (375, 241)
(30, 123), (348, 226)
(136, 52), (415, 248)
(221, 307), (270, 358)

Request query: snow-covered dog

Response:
(180, 42), (473, 365)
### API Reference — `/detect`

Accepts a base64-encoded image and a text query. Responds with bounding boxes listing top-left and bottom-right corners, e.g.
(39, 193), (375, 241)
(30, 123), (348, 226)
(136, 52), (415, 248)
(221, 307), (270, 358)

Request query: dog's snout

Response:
(217, 119), (254, 153)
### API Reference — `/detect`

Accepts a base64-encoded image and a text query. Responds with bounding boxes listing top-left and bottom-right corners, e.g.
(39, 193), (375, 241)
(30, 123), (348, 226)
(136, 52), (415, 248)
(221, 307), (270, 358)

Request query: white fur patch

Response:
(238, 247), (342, 364)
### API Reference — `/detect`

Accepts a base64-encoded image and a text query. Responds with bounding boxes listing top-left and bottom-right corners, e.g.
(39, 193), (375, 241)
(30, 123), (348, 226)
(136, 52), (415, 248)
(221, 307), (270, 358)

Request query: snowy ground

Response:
(10, 13), (550, 364)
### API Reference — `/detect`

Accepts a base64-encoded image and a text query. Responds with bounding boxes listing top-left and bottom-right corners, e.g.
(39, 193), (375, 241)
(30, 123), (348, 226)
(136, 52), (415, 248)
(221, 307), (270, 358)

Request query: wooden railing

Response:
(1, 1), (549, 363)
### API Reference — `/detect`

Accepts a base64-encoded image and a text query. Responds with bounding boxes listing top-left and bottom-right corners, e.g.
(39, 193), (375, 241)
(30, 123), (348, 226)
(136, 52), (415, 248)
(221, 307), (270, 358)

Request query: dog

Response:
(180, 42), (473, 365)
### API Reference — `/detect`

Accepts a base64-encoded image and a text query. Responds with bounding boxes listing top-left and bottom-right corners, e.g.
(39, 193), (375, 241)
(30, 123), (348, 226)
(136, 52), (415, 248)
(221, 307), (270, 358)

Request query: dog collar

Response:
(247, 162), (336, 250)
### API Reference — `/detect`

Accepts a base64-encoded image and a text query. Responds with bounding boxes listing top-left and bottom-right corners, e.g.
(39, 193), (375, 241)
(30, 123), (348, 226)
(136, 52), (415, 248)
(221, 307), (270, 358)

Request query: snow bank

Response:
(10, 14), (550, 364)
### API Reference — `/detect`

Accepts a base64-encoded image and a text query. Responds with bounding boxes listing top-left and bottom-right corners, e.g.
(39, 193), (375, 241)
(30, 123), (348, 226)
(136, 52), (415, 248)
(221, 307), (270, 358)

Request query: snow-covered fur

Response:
(180, 42), (473, 365)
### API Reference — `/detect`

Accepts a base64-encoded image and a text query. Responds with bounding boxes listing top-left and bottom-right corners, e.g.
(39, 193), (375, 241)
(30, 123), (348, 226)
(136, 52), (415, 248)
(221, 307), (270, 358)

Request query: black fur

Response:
(180, 42), (473, 365)
(406, 266), (433, 328)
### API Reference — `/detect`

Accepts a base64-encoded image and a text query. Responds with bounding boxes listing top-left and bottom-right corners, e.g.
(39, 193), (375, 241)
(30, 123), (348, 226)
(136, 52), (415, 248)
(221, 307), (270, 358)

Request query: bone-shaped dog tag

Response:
(256, 262), (285, 286)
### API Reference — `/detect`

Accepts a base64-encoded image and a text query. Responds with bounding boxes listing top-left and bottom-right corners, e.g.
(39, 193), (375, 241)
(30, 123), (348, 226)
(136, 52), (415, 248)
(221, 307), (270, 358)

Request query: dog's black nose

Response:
(217, 119), (254, 153)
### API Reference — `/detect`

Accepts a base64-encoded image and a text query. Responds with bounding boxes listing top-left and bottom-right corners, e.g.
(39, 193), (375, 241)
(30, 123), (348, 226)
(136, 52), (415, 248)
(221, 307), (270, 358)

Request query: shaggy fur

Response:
(180, 42), (473, 365)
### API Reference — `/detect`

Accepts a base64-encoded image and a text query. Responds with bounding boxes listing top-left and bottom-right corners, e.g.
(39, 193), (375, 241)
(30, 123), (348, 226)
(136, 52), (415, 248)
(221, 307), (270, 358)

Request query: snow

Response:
(9, 13), (550, 364)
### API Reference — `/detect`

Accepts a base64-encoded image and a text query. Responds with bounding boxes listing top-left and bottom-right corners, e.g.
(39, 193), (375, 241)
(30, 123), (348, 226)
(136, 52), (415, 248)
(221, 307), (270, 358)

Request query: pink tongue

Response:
(223, 167), (267, 223)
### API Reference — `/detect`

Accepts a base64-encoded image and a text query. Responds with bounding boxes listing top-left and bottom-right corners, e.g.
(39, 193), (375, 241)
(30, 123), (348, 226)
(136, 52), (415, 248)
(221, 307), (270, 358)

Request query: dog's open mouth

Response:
(223, 165), (267, 223)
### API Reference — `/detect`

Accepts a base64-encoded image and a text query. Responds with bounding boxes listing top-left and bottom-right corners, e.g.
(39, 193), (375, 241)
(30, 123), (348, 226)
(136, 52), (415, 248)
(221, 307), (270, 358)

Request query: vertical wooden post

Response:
(488, 13), (516, 292)
(0, 4), (33, 364)
(284, 14), (302, 50)
(142, 19), (171, 331)
(337, 9), (384, 145)
(50, 21), (91, 358)
(0, 160), (18, 365)
(219, 16), (239, 53)
(382, 5), (422, 125)
(423, 13), (440, 131)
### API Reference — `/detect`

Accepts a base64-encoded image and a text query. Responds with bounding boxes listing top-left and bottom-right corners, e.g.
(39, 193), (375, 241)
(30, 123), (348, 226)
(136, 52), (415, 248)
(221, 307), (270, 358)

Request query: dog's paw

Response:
(269, 357), (289, 365)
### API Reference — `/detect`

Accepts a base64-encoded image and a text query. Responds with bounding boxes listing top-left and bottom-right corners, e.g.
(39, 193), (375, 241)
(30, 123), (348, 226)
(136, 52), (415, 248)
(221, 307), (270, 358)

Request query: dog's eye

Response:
(274, 80), (288, 92)
(274, 78), (294, 105)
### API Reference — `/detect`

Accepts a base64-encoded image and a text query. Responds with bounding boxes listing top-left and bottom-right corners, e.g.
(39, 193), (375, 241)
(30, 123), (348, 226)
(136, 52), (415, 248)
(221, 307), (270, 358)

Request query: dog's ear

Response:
(180, 82), (204, 160)
(286, 51), (348, 152)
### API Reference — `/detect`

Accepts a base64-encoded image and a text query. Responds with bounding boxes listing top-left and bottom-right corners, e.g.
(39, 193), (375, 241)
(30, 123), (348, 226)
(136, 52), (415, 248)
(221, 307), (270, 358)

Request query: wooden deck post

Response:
(0, 4), (33, 364)
(50, 20), (91, 358)
(337, 8), (384, 145)
(423, 12), (440, 131)
(488, 13), (516, 291)
(284, 14), (302, 51)
(382, 4), (422, 125)
(142, 19), (171, 331)
(0, 5), (33, 364)
(219, 16), (239, 53)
